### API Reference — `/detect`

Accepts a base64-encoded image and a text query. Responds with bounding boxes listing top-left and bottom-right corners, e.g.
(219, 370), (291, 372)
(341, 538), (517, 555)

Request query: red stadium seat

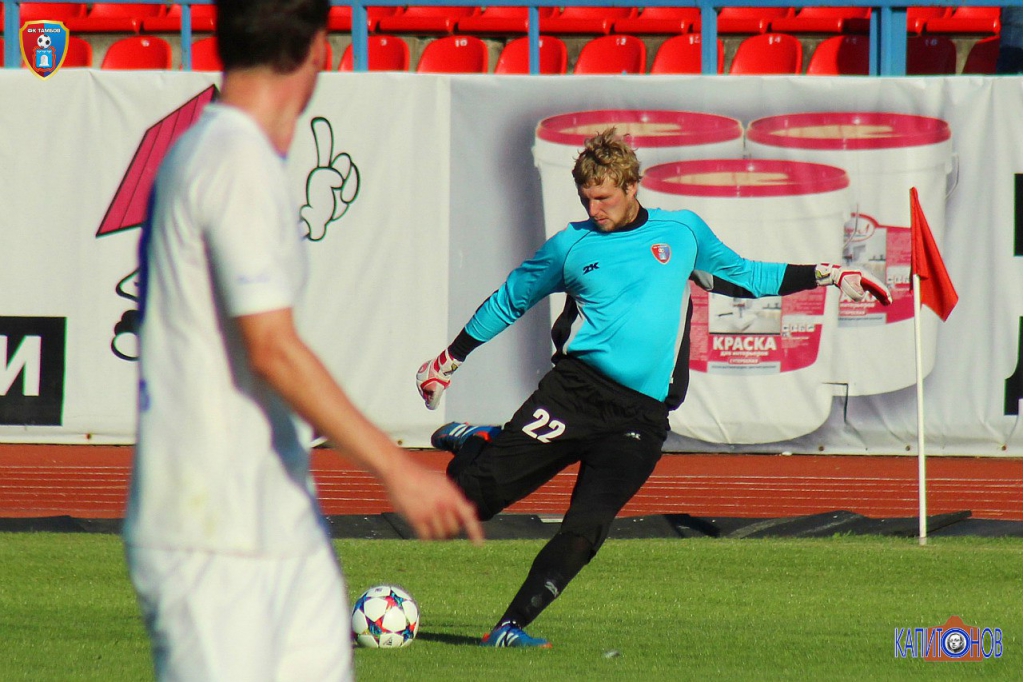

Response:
(64, 35), (93, 67)
(717, 7), (793, 34)
(101, 35), (173, 70)
(806, 34), (869, 75)
(906, 35), (957, 74)
(377, 6), (479, 35)
(540, 6), (638, 35)
(729, 33), (803, 74)
(326, 6), (397, 32)
(612, 7), (700, 35)
(925, 6), (1001, 34)
(907, 7), (949, 34)
(18, 3), (86, 23)
(142, 4), (218, 33)
(573, 35), (646, 74)
(339, 35), (411, 71)
(66, 3), (163, 33)
(770, 7), (871, 34)
(650, 33), (724, 74)
(457, 7), (557, 34)
(180, 34), (329, 71)
(188, 36), (222, 71)
(961, 35), (1000, 74)
(416, 35), (489, 73)
(495, 35), (568, 74)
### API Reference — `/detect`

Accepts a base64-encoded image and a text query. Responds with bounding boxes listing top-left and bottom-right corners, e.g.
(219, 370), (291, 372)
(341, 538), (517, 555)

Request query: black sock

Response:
(497, 531), (594, 629)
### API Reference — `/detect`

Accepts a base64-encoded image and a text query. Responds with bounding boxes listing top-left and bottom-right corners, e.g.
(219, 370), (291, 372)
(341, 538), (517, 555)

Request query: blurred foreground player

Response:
(416, 129), (890, 647)
(124, 2), (482, 680)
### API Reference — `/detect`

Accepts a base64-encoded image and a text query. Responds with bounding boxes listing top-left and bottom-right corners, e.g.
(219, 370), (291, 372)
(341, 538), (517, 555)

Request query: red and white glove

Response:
(416, 349), (461, 410)
(815, 264), (892, 306)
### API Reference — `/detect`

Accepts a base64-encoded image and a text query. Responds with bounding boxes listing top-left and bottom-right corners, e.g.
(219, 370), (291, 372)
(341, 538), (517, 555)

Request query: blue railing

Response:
(3, 0), (1016, 75)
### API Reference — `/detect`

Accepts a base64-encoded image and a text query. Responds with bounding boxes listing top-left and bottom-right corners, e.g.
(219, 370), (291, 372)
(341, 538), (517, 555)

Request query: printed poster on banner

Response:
(19, 21), (70, 80)
(688, 286), (827, 375)
(841, 213), (913, 326)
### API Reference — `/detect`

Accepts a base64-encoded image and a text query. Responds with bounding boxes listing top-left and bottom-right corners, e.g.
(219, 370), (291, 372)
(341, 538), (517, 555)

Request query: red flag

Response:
(910, 187), (958, 321)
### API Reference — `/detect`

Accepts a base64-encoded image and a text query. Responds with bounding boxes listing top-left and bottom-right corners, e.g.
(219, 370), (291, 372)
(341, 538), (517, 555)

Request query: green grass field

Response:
(0, 533), (1020, 681)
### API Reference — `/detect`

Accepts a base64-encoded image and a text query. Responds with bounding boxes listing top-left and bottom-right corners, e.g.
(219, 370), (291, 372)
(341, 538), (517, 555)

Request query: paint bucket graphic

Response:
(642, 159), (850, 444)
(745, 112), (954, 395)
(533, 110), (744, 241)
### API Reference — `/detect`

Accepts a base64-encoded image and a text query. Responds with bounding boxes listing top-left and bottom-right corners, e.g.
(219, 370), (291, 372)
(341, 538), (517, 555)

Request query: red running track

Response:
(0, 444), (1020, 521)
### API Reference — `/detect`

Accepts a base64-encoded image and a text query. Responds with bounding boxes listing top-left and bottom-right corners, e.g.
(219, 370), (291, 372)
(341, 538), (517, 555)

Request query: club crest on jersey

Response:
(651, 244), (671, 264)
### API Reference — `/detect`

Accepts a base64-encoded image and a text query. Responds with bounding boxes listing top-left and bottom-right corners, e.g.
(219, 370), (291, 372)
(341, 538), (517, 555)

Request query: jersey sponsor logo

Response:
(0, 317), (67, 425)
(582, 262), (600, 274)
(651, 243), (671, 264)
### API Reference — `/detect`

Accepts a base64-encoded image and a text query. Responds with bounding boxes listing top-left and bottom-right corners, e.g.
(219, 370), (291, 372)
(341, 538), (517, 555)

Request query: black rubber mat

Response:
(0, 511), (1018, 538)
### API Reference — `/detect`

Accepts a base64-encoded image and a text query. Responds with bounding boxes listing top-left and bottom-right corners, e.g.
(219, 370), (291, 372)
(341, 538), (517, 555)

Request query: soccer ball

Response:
(37, 35), (51, 49)
(351, 584), (420, 648)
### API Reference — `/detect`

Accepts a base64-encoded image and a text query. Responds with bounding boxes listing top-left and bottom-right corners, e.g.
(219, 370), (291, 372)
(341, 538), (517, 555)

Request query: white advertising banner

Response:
(0, 71), (1020, 456)
(446, 75), (1022, 456)
(0, 70), (450, 445)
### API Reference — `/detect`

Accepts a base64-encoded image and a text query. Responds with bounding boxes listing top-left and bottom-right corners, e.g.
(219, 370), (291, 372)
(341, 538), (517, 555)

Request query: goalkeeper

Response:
(416, 128), (890, 648)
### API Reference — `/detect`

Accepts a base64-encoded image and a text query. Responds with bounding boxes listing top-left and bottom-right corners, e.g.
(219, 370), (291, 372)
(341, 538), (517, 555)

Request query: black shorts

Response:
(448, 356), (670, 549)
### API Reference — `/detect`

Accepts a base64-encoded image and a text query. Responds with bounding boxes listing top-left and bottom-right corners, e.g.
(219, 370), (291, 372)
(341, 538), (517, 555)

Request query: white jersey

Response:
(124, 104), (326, 556)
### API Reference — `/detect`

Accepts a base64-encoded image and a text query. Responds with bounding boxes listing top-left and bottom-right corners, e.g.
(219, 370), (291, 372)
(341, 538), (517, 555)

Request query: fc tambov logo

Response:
(20, 21), (70, 80)
(651, 243), (671, 264)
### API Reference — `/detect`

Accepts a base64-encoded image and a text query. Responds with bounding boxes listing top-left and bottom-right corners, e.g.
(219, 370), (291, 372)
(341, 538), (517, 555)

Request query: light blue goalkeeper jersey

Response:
(464, 208), (787, 401)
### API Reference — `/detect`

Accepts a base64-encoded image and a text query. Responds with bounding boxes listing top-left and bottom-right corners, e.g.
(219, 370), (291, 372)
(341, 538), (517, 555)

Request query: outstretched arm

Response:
(693, 265), (818, 298)
(415, 230), (574, 410)
(237, 308), (484, 544)
(694, 264), (891, 305)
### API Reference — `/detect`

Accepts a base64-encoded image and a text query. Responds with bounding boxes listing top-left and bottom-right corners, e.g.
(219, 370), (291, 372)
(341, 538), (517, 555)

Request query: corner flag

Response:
(909, 187), (958, 547)
(910, 187), (958, 321)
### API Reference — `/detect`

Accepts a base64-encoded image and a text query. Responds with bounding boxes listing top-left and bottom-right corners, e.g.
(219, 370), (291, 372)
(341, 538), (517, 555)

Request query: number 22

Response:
(522, 408), (566, 443)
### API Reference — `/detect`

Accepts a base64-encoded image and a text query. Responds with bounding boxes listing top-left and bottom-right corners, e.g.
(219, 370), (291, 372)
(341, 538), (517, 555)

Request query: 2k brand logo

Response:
(583, 262), (600, 274)
(0, 317), (66, 425)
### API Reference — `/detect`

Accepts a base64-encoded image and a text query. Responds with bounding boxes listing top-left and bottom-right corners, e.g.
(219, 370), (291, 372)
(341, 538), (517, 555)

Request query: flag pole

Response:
(908, 185), (958, 547)
(913, 273), (927, 546)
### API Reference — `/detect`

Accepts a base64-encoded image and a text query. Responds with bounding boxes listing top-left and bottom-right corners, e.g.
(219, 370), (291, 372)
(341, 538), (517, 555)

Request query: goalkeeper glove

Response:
(416, 349), (461, 410)
(815, 264), (892, 305)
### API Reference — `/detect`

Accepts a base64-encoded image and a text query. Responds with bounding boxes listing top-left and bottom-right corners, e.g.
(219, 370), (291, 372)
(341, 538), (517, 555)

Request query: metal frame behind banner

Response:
(2, 0), (1018, 76)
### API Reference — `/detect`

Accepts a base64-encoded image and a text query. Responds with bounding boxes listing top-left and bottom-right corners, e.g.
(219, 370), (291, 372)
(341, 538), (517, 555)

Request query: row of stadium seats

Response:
(400, 32), (994, 74)
(2, 32), (999, 75)
(6, 3), (1004, 37)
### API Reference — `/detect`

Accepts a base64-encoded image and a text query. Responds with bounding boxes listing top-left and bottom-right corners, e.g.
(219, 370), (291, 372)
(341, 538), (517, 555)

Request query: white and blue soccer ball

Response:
(351, 584), (420, 648)
(36, 34), (51, 49)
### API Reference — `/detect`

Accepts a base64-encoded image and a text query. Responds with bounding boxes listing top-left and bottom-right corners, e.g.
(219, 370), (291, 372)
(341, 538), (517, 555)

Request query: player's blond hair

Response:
(571, 128), (641, 191)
